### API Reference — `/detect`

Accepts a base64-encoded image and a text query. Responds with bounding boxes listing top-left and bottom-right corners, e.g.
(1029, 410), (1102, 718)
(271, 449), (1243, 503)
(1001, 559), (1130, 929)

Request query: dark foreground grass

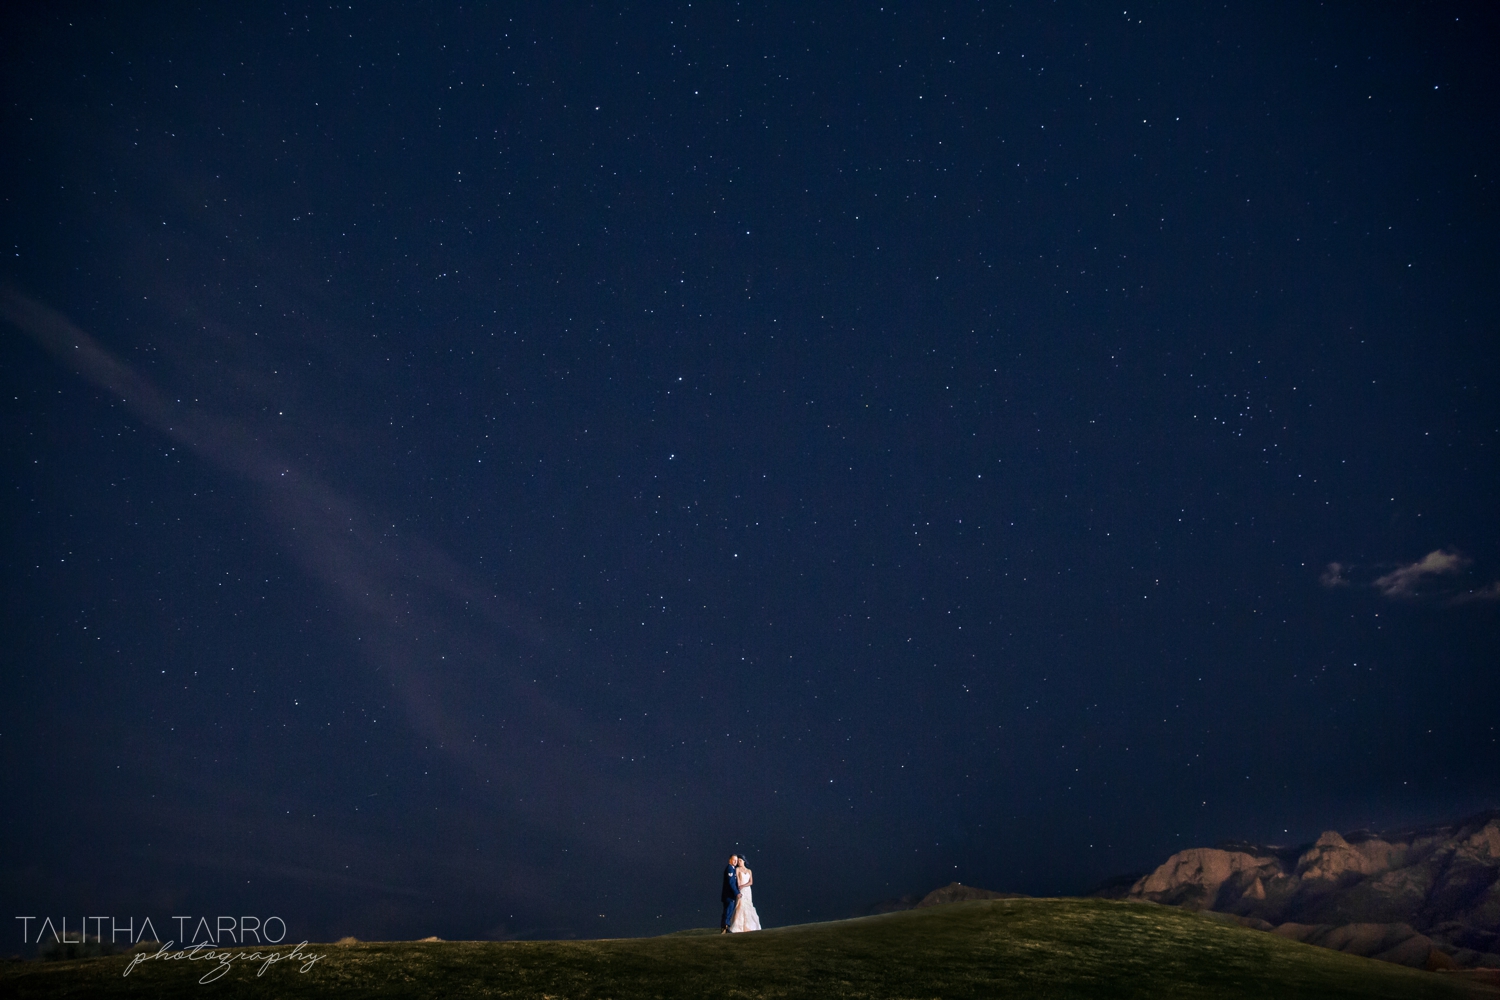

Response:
(2, 898), (1495, 999)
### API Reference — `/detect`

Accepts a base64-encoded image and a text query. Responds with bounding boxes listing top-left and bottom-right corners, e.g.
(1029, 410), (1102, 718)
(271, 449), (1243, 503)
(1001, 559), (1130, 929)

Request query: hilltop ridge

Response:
(3, 898), (1492, 998)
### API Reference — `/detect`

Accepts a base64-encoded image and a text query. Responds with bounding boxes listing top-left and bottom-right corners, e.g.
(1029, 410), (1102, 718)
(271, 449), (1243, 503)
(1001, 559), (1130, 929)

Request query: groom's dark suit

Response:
(720, 863), (741, 929)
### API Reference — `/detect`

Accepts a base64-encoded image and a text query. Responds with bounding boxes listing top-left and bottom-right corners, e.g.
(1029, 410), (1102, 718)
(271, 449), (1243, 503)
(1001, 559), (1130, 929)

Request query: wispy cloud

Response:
(0, 287), (638, 838)
(1452, 581), (1500, 605)
(1321, 548), (1499, 605)
(1373, 549), (1470, 598)
(1319, 562), (1349, 588)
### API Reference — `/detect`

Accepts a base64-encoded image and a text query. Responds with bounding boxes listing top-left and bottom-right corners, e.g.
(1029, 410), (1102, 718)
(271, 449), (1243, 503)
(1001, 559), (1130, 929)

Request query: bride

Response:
(729, 856), (761, 932)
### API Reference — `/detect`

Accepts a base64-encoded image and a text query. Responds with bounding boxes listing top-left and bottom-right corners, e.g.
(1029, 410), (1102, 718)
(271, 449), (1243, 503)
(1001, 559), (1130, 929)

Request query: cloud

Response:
(1452, 581), (1500, 605)
(1372, 549), (1470, 599)
(1319, 562), (1349, 587)
(5, 285), (771, 889)
(0, 287), (629, 835)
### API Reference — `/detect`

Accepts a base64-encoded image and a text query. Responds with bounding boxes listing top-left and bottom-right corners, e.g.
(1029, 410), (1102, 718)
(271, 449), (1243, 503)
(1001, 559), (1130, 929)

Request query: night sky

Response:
(3, 2), (1498, 944)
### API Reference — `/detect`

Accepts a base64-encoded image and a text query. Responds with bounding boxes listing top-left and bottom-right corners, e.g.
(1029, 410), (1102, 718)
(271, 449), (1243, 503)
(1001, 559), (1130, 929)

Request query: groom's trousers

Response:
(721, 896), (738, 929)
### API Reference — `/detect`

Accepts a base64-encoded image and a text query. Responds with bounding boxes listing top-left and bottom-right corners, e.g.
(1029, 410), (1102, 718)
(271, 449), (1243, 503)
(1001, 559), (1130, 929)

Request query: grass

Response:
(2, 898), (1494, 999)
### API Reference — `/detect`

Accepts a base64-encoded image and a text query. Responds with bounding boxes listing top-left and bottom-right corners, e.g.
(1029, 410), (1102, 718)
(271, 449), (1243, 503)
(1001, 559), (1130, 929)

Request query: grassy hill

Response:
(3, 898), (1495, 999)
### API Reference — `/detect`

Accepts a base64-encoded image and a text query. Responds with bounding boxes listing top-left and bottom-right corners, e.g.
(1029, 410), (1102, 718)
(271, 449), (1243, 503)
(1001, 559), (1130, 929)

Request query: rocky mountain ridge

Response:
(1098, 810), (1500, 969)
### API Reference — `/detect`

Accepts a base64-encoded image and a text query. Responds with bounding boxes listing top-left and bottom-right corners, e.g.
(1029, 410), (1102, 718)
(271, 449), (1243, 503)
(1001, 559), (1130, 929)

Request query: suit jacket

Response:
(721, 864), (742, 902)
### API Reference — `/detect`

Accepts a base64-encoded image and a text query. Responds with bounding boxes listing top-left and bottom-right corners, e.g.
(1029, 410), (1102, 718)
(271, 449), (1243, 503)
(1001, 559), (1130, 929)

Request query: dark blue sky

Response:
(3, 1), (1497, 942)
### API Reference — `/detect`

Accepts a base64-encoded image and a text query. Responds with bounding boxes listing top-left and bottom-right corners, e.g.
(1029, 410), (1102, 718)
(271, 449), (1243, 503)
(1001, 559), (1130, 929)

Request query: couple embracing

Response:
(719, 854), (761, 933)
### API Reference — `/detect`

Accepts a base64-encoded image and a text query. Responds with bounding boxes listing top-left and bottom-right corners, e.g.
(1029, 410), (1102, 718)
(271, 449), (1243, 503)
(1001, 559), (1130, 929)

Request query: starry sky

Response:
(2, 2), (1498, 943)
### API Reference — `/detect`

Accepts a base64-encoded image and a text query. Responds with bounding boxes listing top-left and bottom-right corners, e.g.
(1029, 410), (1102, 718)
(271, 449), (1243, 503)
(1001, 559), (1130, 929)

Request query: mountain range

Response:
(1091, 810), (1500, 970)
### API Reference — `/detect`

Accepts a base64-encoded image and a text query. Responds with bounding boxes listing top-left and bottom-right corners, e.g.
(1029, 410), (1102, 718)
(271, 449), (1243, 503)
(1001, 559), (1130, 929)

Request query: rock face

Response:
(1131, 847), (1283, 910)
(1112, 811), (1500, 969)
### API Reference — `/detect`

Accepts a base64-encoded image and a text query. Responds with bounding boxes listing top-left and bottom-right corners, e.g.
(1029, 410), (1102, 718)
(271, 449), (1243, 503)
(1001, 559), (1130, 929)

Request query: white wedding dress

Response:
(729, 867), (761, 932)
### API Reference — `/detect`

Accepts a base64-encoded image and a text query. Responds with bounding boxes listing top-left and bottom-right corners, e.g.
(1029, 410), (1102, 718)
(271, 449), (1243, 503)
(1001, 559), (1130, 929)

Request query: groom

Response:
(720, 854), (741, 933)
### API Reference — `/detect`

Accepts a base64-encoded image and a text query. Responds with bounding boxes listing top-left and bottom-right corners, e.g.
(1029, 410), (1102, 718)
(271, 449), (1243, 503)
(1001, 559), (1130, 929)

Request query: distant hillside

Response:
(1096, 811), (1500, 970)
(915, 881), (1030, 907)
(863, 881), (1029, 914)
(3, 899), (1493, 998)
